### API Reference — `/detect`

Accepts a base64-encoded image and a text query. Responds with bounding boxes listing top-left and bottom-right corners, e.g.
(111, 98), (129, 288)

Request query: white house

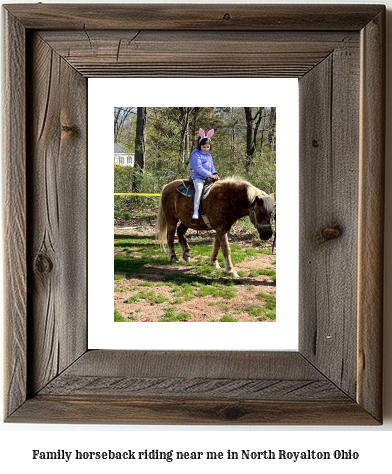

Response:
(114, 142), (134, 167)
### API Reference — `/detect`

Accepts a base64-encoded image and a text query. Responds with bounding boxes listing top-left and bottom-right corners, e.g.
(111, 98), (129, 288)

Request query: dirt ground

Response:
(114, 222), (276, 322)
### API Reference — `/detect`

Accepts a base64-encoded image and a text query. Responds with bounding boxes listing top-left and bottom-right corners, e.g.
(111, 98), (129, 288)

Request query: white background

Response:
(1, 0), (391, 473)
(88, 77), (299, 350)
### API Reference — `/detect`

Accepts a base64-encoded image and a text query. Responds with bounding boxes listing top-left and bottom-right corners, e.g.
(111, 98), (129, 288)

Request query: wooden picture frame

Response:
(3, 4), (385, 424)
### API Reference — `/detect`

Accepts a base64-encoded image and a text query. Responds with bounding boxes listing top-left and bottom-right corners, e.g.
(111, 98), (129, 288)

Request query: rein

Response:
(250, 203), (272, 229)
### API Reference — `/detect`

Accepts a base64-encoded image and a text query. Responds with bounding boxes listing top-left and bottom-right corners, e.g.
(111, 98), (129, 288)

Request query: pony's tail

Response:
(156, 191), (167, 247)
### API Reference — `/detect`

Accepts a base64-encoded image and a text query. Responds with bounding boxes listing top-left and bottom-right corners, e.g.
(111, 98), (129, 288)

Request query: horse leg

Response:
(216, 230), (239, 278)
(210, 235), (221, 269)
(177, 222), (191, 261)
(167, 222), (179, 262)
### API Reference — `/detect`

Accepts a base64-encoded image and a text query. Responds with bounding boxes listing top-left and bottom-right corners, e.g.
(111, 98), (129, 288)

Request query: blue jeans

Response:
(193, 178), (205, 211)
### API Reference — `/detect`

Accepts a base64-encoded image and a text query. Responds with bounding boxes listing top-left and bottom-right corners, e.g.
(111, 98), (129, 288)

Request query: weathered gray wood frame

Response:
(2, 4), (385, 424)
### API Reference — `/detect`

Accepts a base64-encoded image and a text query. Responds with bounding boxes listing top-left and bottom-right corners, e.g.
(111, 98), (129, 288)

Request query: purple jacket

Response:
(190, 149), (216, 180)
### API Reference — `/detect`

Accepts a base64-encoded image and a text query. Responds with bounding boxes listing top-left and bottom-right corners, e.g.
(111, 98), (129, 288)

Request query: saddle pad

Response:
(176, 180), (215, 216)
(176, 180), (215, 198)
(176, 181), (193, 197)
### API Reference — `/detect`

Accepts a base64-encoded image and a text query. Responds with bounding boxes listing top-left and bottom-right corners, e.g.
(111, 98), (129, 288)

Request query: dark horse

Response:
(156, 178), (274, 278)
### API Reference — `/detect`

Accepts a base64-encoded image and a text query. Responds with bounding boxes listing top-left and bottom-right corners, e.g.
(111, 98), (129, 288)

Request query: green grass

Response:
(257, 292), (276, 304)
(127, 290), (169, 304)
(248, 268), (276, 280)
(114, 254), (146, 275)
(262, 310), (276, 320)
(114, 273), (127, 281)
(196, 265), (226, 277)
(243, 305), (266, 317)
(114, 234), (274, 278)
(114, 234), (176, 276)
(220, 314), (238, 322)
(162, 273), (215, 286)
(114, 233), (276, 322)
(159, 307), (190, 322)
(209, 315), (238, 322)
(197, 283), (237, 299)
(173, 283), (196, 300)
(114, 308), (126, 322)
(244, 292), (276, 320)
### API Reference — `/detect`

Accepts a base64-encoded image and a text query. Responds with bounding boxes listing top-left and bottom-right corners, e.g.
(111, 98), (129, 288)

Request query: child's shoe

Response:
(192, 211), (199, 219)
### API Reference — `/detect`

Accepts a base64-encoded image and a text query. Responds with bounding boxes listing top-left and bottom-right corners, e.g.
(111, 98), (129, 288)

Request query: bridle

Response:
(250, 203), (272, 229)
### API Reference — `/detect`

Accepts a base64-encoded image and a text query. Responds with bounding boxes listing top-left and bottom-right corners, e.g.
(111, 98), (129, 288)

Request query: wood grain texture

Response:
(9, 396), (378, 425)
(5, 351), (378, 424)
(38, 30), (358, 78)
(27, 33), (87, 395)
(2, 9), (28, 419)
(4, 4), (384, 31)
(54, 350), (326, 379)
(357, 9), (385, 422)
(36, 351), (346, 401)
(299, 42), (360, 399)
(39, 377), (347, 400)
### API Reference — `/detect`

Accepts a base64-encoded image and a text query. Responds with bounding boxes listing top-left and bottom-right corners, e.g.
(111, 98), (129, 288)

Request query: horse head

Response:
(249, 194), (274, 240)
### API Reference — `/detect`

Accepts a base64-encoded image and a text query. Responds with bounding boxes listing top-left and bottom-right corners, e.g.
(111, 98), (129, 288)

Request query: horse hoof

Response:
(226, 271), (239, 278)
(169, 257), (179, 262)
(211, 262), (221, 269)
(183, 254), (190, 262)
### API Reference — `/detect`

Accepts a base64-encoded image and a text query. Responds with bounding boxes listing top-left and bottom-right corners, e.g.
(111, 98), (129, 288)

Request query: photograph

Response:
(113, 107), (276, 322)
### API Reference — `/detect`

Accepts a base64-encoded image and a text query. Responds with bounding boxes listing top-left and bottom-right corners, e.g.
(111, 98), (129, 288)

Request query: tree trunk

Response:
(231, 107), (238, 162)
(179, 107), (193, 163)
(132, 107), (147, 192)
(244, 107), (263, 172)
(268, 107), (276, 151)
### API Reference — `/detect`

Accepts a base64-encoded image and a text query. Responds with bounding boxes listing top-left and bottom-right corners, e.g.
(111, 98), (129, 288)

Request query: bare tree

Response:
(259, 108), (277, 152)
(244, 107), (264, 172)
(190, 107), (202, 150)
(268, 108), (276, 151)
(177, 107), (194, 163)
(114, 107), (136, 142)
(230, 107), (239, 162)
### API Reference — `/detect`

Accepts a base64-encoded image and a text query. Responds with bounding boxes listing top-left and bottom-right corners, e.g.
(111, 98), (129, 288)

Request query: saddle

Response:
(176, 177), (215, 227)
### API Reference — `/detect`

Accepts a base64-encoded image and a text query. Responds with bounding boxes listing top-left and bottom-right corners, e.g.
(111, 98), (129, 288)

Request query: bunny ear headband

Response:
(199, 128), (214, 143)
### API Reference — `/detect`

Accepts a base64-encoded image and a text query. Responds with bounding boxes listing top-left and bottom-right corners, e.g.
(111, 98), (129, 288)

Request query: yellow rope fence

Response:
(114, 193), (161, 196)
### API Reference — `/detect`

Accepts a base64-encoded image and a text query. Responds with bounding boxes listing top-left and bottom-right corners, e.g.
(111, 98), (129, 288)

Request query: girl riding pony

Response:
(190, 128), (220, 219)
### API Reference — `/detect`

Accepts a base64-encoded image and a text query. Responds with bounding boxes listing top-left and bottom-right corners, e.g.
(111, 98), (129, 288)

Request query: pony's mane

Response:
(219, 177), (274, 212)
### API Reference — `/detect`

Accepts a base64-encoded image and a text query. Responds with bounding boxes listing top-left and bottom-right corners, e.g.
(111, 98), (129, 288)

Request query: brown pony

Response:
(156, 177), (274, 278)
